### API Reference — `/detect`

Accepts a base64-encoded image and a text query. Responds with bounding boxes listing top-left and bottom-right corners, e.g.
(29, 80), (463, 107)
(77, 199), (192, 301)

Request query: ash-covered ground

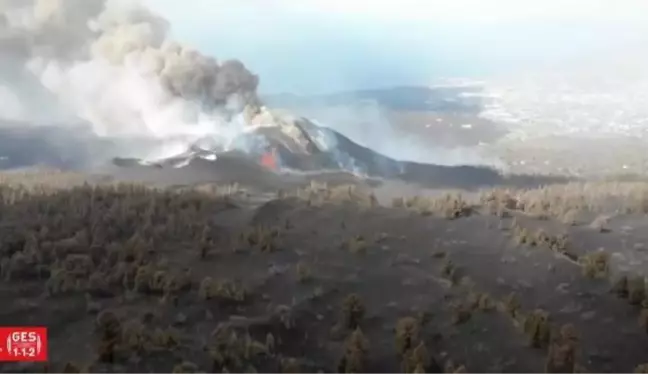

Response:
(2, 163), (648, 373)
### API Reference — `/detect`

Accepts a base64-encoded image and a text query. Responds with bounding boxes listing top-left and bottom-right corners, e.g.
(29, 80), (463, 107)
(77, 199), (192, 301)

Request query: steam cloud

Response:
(0, 0), (503, 173)
(0, 0), (262, 161)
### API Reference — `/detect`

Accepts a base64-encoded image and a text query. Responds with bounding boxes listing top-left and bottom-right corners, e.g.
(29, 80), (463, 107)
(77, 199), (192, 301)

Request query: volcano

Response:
(108, 108), (570, 190)
(0, 109), (568, 191)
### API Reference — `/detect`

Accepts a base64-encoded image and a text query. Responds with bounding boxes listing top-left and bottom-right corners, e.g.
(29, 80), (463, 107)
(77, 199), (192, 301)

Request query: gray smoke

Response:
(0, 0), (262, 161)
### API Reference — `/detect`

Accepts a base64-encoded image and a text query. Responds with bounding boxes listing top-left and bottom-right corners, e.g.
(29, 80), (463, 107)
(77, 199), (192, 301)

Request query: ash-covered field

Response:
(2, 166), (648, 373)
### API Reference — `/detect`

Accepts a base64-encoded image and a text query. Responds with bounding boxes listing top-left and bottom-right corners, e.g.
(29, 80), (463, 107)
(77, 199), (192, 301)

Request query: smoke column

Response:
(0, 0), (263, 161)
(0, 0), (506, 173)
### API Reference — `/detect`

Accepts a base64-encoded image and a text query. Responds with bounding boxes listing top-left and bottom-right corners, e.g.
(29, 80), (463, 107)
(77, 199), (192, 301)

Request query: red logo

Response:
(0, 327), (48, 362)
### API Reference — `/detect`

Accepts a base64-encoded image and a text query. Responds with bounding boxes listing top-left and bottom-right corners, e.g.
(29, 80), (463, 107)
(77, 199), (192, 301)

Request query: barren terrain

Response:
(1, 168), (648, 373)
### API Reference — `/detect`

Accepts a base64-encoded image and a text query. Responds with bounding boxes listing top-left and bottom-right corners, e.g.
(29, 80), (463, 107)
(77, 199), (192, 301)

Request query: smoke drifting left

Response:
(0, 0), (264, 164)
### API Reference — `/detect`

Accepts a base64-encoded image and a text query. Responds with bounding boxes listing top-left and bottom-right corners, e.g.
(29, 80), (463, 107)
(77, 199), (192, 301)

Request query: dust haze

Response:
(276, 99), (506, 169)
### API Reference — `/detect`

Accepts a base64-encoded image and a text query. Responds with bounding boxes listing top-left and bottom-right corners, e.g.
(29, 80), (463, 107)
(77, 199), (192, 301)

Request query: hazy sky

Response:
(146, 0), (648, 94)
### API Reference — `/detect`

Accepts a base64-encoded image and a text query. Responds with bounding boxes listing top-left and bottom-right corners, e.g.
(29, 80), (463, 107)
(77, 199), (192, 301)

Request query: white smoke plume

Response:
(0, 0), (505, 174)
(288, 101), (506, 169)
(0, 0), (262, 160)
(0, 84), (24, 120)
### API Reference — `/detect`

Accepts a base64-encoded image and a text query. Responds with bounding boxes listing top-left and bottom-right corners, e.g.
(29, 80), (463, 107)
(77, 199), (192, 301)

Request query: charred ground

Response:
(1, 170), (648, 373)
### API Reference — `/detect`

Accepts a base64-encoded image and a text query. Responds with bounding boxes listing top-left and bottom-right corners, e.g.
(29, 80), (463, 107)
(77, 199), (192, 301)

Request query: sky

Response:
(145, 0), (648, 95)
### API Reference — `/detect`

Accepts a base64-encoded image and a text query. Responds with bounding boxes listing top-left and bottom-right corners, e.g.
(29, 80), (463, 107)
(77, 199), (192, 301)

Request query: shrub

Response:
(523, 309), (551, 348)
(342, 294), (365, 329)
(339, 328), (369, 373)
(581, 251), (610, 279)
(395, 317), (420, 355)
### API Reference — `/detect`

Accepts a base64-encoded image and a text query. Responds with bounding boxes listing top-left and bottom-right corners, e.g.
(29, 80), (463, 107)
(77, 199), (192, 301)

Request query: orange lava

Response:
(260, 150), (278, 170)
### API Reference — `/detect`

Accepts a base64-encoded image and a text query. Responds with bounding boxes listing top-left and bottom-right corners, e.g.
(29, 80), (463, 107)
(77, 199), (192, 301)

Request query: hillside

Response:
(1, 170), (648, 372)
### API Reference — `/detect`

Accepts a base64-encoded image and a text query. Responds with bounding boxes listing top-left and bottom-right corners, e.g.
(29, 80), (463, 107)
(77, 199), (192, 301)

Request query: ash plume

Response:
(0, 0), (261, 161)
(0, 0), (506, 178)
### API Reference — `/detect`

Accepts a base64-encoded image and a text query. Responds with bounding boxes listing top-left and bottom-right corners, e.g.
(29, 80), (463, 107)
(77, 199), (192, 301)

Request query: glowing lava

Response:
(260, 148), (278, 171)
